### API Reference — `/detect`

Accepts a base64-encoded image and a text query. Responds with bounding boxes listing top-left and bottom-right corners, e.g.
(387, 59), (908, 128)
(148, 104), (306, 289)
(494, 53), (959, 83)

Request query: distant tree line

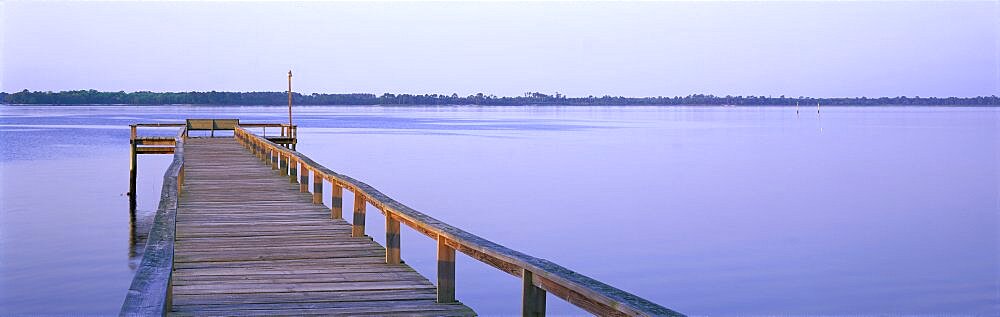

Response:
(2, 89), (998, 106)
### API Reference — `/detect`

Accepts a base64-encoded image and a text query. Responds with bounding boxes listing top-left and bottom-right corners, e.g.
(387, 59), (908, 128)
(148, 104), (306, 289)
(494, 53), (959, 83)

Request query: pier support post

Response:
(437, 236), (456, 303)
(331, 184), (343, 219)
(522, 269), (546, 317)
(352, 195), (366, 237)
(289, 158), (297, 183)
(129, 134), (137, 211)
(312, 172), (323, 204)
(386, 214), (401, 264)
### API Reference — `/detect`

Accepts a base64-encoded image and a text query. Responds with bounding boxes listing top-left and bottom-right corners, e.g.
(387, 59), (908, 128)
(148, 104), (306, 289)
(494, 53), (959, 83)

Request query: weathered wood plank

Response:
(172, 265), (419, 277)
(171, 299), (470, 313)
(136, 146), (175, 154)
(170, 302), (474, 317)
(172, 289), (437, 306)
(171, 280), (436, 295)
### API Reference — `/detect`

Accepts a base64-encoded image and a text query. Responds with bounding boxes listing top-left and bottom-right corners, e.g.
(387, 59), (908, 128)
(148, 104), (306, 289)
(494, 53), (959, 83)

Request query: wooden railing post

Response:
(437, 236), (456, 303)
(331, 184), (343, 219)
(300, 166), (310, 192)
(251, 138), (258, 158)
(522, 269), (546, 317)
(312, 171), (324, 204)
(271, 150), (279, 170)
(279, 152), (288, 176)
(289, 157), (298, 183)
(352, 195), (366, 237)
(386, 213), (401, 264)
(260, 143), (266, 162)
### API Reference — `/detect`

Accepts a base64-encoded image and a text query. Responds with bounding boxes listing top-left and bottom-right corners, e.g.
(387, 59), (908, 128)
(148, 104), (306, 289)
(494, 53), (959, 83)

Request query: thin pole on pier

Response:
(288, 70), (293, 129)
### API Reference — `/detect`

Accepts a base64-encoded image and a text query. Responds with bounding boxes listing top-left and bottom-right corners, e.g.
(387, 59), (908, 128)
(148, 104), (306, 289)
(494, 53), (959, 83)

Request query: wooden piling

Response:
(129, 124), (138, 211)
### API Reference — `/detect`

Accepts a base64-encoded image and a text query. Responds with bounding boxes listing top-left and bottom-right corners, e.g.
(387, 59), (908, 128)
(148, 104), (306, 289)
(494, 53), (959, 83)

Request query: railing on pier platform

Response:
(127, 121), (298, 210)
(121, 126), (186, 316)
(233, 126), (682, 317)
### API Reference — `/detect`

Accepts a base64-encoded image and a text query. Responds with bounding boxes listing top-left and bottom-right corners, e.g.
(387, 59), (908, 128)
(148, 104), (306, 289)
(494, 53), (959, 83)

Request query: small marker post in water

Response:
(817, 101), (821, 114)
(796, 101), (799, 114)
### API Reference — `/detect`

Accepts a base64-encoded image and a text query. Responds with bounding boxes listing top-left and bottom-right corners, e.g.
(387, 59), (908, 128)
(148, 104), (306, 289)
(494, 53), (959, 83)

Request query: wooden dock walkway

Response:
(169, 138), (474, 316)
(122, 120), (684, 317)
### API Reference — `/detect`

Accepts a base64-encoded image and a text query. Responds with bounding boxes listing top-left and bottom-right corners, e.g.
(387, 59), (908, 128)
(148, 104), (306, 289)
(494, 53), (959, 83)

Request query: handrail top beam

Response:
(131, 122), (294, 129)
(132, 123), (186, 127)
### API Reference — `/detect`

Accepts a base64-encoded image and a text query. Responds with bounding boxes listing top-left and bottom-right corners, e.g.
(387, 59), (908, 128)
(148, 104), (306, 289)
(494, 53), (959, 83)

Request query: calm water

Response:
(1, 105), (997, 316)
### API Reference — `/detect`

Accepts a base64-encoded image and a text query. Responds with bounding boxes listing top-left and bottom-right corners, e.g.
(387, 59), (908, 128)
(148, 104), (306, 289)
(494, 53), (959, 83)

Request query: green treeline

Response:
(2, 89), (998, 106)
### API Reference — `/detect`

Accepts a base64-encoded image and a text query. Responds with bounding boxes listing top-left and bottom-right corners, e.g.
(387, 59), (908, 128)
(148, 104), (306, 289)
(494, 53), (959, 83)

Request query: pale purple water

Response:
(1, 105), (997, 316)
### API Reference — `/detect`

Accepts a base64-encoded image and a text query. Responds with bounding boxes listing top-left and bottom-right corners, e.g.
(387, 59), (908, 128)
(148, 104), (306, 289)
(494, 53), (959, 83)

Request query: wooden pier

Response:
(122, 119), (684, 316)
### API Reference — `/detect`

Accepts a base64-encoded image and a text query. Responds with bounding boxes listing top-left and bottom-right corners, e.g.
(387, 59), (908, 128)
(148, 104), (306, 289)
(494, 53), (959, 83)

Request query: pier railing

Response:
(234, 126), (682, 317)
(240, 122), (297, 139)
(121, 127), (186, 316)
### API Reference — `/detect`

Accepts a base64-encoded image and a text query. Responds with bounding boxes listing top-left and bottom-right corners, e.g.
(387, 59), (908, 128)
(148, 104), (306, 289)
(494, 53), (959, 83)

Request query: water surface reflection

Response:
(0, 105), (996, 315)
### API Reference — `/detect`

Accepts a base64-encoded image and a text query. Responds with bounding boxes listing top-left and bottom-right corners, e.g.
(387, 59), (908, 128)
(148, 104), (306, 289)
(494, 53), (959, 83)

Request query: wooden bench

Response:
(185, 119), (239, 137)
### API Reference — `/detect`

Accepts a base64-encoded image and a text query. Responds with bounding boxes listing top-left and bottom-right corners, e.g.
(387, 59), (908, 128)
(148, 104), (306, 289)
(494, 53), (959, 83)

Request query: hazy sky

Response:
(2, 1), (998, 97)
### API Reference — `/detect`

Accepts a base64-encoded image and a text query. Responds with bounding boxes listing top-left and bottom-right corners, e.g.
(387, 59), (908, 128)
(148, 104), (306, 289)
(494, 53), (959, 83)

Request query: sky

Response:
(2, 1), (998, 98)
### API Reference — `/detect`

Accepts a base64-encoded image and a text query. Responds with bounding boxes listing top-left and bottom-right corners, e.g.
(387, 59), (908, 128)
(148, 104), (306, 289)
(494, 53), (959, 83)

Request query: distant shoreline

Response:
(2, 103), (998, 107)
(2, 90), (998, 106)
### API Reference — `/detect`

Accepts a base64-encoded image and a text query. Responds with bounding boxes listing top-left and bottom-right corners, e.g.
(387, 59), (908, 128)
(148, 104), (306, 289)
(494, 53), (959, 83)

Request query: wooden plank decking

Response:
(169, 138), (475, 316)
